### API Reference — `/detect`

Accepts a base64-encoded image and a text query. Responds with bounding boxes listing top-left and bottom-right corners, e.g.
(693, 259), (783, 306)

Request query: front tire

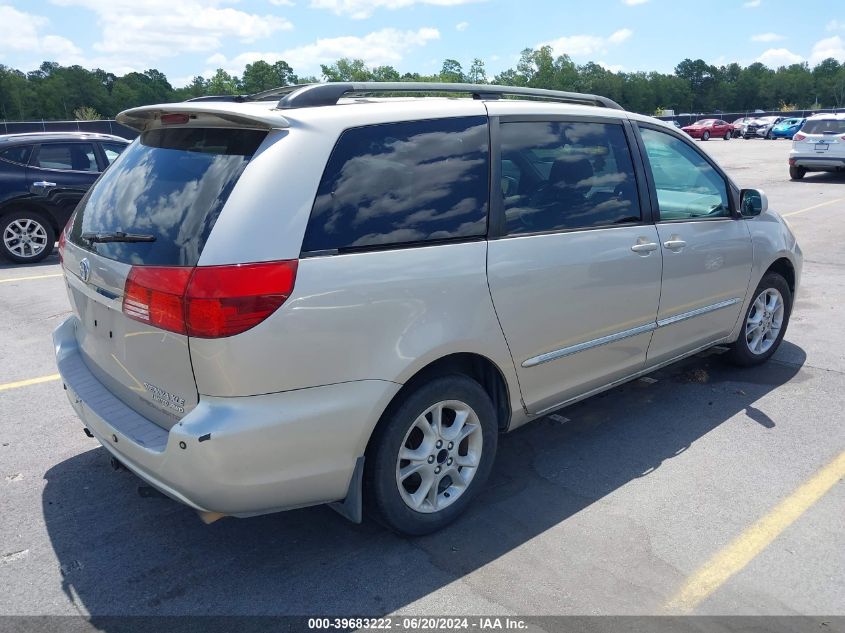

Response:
(365, 375), (498, 535)
(1, 210), (55, 263)
(789, 165), (806, 180)
(725, 273), (792, 367)
(702, 131), (711, 141)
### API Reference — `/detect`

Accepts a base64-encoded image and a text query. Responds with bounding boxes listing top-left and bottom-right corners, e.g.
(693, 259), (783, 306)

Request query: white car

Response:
(789, 113), (845, 179)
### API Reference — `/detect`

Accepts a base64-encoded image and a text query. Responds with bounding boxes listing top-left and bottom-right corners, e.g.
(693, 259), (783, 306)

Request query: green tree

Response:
(321, 58), (372, 82)
(205, 68), (239, 95)
(240, 60), (297, 93)
(440, 59), (464, 83)
(467, 58), (487, 84)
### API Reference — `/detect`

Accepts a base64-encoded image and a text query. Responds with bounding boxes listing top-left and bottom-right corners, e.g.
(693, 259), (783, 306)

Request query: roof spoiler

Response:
(116, 103), (290, 132)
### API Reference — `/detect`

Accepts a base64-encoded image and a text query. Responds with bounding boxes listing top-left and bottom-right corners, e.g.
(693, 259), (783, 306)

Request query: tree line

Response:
(2, 48), (844, 122)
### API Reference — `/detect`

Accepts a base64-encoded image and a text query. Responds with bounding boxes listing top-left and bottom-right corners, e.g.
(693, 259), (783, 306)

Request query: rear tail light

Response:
(122, 261), (298, 338)
(57, 214), (74, 265)
(793, 133), (806, 141)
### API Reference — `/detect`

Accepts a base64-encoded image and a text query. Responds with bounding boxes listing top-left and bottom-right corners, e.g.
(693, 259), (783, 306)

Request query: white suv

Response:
(789, 113), (845, 179)
(54, 83), (802, 535)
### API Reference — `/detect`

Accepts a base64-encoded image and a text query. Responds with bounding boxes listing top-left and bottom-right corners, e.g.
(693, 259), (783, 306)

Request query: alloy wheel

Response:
(3, 218), (49, 259)
(395, 400), (483, 514)
(745, 288), (785, 355)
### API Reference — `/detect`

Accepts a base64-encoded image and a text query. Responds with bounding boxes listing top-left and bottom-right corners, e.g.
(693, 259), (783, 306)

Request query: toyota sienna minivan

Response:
(54, 82), (802, 535)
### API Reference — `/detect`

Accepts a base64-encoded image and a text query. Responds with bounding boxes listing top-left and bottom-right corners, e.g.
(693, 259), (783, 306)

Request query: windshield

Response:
(802, 119), (845, 135)
(694, 120), (715, 126)
(69, 127), (267, 266)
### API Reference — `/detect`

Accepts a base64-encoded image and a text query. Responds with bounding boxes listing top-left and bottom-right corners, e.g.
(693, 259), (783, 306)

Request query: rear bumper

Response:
(790, 155), (845, 170)
(53, 316), (401, 516)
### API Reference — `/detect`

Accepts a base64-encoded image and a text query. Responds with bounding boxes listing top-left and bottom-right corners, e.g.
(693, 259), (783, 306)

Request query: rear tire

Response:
(789, 165), (806, 180)
(725, 273), (792, 367)
(364, 375), (498, 535)
(724, 131), (731, 141)
(702, 131), (711, 141)
(0, 210), (55, 263)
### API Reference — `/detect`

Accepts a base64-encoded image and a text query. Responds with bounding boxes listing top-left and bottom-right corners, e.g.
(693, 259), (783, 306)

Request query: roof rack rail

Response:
(246, 82), (624, 111)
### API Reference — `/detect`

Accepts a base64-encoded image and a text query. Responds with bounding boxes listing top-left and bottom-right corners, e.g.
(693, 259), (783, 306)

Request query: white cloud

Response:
(743, 0), (761, 7)
(208, 27), (440, 77)
(810, 36), (845, 65)
(825, 19), (843, 31)
(539, 28), (632, 58)
(756, 48), (803, 67)
(308, 0), (483, 19)
(0, 5), (81, 61)
(269, 0), (295, 4)
(597, 60), (624, 72)
(622, 0), (649, 5)
(751, 33), (784, 43)
(456, 21), (469, 31)
(48, 0), (292, 70)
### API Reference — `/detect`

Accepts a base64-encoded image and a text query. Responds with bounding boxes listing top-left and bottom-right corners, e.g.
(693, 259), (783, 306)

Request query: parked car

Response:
(0, 132), (129, 263)
(54, 83), (802, 535)
(732, 117), (754, 138)
(772, 117), (805, 140)
(788, 113), (845, 179)
(681, 119), (733, 141)
(743, 116), (785, 139)
(664, 120), (682, 129)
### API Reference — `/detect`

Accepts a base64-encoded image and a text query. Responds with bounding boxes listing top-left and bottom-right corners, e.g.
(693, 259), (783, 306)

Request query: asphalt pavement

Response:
(0, 137), (842, 621)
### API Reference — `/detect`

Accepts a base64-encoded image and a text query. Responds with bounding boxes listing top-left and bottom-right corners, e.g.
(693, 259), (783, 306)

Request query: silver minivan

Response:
(54, 83), (802, 535)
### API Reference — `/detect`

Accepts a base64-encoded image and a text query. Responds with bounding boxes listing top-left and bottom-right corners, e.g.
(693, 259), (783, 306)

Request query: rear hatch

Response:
(62, 126), (267, 429)
(794, 118), (845, 156)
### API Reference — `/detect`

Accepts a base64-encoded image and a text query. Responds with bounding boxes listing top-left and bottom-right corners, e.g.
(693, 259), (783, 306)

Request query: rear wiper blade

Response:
(82, 231), (156, 243)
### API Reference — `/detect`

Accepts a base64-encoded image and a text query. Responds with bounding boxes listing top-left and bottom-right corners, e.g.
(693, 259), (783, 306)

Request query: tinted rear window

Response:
(302, 116), (489, 253)
(69, 128), (266, 266)
(802, 119), (845, 135)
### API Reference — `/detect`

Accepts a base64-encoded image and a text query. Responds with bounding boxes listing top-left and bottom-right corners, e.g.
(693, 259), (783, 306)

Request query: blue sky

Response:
(0, 0), (843, 87)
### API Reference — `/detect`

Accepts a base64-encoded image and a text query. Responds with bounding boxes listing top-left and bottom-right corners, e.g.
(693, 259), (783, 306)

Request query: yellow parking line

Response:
(0, 373), (61, 392)
(665, 449), (845, 613)
(782, 197), (845, 217)
(0, 273), (63, 284)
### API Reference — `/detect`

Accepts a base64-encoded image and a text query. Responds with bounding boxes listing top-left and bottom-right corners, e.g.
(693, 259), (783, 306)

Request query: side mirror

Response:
(740, 189), (768, 217)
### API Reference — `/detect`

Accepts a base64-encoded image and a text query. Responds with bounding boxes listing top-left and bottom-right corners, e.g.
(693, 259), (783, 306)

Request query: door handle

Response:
(631, 242), (658, 254)
(663, 239), (687, 251)
(30, 180), (56, 193)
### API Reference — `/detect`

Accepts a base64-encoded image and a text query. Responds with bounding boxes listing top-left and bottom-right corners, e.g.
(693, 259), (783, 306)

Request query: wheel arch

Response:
(0, 199), (60, 233)
(368, 352), (513, 453)
(766, 257), (796, 295)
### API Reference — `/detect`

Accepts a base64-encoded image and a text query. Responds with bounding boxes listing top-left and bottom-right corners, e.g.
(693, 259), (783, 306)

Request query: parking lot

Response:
(0, 138), (843, 619)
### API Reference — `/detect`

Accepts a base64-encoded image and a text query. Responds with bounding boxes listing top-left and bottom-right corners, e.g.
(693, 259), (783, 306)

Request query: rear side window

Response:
(101, 141), (128, 165)
(0, 145), (32, 165)
(802, 119), (845, 135)
(34, 143), (98, 172)
(69, 128), (266, 266)
(499, 120), (641, 235)
(302, 116), (489, 253)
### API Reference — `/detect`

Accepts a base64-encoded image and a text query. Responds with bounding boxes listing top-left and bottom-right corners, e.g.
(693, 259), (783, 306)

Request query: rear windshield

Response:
(69, 127), (266, 266)
(802, 119), (845, 135)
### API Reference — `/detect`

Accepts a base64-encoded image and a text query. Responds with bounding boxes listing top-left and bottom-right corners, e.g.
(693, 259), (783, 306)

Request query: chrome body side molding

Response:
(522, 298), (742, 370)
(521, 322), (657, 368)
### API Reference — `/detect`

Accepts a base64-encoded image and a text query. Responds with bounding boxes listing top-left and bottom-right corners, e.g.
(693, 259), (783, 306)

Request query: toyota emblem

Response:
(79, 258), (91, 283)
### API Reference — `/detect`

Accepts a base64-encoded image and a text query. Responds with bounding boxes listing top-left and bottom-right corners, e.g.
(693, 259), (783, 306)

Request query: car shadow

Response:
(0, 251), (60, 271)
(790, 172), (845, 185)
(42, 343), (807, 618)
